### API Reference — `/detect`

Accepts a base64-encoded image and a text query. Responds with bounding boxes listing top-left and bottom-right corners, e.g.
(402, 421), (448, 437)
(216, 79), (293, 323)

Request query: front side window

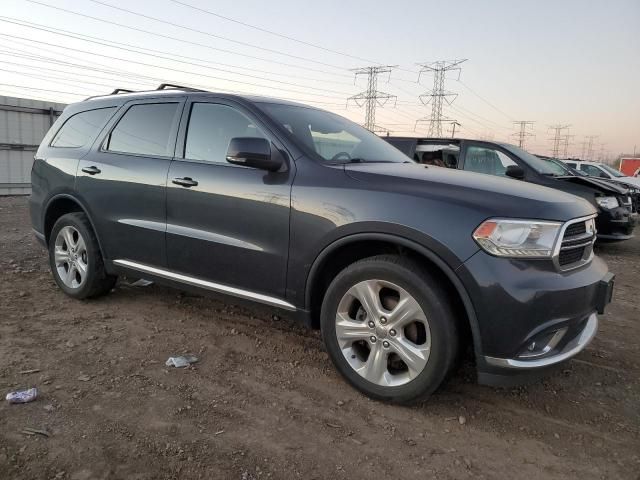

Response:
(258, 103), (412, 164)
(463, 146), (516, 176)
(51, 107), (116, 148)
(105, 103), (179, 157)
(580, 164), (608, 178)
(598, 164), (625, 178)
(184, 103), (265, 164)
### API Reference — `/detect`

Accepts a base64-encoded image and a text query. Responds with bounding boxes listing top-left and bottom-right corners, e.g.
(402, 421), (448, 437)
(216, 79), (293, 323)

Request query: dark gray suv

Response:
(30, 85), (614, 403)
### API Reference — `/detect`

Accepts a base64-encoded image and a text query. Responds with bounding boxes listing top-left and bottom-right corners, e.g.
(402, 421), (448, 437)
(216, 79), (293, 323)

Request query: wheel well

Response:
(44, 197), (85, 243)
(307, 240), (472, 351)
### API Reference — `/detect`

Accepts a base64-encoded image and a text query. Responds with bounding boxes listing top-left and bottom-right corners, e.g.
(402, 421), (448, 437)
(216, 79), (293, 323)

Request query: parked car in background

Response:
(563, 160), (640, 188)
(30, 87), (615, 404)
(385, 137), (635, 241)
(553, 159), (639, 216)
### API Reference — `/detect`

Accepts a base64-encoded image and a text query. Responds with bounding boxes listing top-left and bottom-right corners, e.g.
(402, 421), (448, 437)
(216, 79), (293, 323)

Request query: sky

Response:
(1, 0), (638, 159)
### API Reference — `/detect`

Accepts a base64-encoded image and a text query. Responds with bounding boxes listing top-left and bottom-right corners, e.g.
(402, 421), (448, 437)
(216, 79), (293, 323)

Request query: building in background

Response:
(0, 96), (66, 195)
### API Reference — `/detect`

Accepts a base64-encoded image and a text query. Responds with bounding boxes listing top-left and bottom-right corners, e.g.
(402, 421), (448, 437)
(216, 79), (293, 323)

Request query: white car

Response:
(563, 160), (640, 188)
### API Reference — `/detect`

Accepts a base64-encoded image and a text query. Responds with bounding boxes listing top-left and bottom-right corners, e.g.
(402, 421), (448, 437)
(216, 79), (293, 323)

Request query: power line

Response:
(416, 59), (466, 137)
(22, 0), (354, 78)
(456, 79), (514, 121)
(0, 16), (356, 87)
(512, 121), (535, 149)
(166, 0), (383, 65)
(0, 33), (353, 100)
(347, 66), (397, 132)
(561, 134), (575, 158)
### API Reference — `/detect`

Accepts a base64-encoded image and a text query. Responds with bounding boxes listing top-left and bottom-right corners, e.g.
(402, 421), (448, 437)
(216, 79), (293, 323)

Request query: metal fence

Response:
(0, 96), (66, 195)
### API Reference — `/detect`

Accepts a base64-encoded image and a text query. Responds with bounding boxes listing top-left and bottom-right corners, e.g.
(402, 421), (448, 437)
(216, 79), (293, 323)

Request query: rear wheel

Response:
(320, 255), (458, 404)
(49, 212), (117, 299)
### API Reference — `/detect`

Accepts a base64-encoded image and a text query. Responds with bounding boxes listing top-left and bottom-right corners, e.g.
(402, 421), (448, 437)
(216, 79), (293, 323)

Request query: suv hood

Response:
(343, 163), (596, 221)
(555, 175), (629, 194)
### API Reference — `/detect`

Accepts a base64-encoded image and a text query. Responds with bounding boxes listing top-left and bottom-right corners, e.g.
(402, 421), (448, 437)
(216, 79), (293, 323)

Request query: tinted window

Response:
(564, 162), (577, 168)
(51, 107), (116, 148)
(185, 103), (265, 163)
(463, 146), (516, 176)
(259, 103), (412, 164)
(105, 103), (178, 157)
(580, 164), (608, 178)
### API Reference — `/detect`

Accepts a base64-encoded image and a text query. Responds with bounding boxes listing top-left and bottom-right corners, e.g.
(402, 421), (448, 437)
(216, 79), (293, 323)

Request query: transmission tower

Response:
(561, 134), (574, 158)
(347, 66), (397, 132)
(548, 124), (571, 158)
(512, 121), (535, 149)
(584, 135), (599, 160)
(416, 59), (466, 137)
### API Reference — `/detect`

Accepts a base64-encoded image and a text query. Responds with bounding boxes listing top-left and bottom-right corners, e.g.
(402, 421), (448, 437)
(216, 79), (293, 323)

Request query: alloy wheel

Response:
(54, 226), (88, 289)
(335, 279), (431, 387)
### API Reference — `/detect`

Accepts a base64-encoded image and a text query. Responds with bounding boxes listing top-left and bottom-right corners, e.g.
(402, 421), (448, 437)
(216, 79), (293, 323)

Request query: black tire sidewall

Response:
(321, 257), (456, 404)
(48, 213), (102, 299)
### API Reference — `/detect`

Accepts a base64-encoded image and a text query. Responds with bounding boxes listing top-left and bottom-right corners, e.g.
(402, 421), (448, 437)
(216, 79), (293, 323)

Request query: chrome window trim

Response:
(113, 259), (296, 311)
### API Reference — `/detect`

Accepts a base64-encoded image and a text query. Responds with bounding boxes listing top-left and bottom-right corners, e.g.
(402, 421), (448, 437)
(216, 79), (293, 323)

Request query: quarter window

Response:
(185, 103), (266, 164)
(105, 103), (179, 157)
(51, 107), (116, 148)
(463, 146), (516, 176)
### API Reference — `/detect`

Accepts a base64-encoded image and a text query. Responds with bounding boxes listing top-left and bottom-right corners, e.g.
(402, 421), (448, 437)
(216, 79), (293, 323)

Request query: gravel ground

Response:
(0, 195), (638, 480)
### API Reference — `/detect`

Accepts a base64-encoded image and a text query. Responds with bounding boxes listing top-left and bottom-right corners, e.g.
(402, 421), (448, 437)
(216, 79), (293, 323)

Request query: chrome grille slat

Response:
(553, 215), (596, 271)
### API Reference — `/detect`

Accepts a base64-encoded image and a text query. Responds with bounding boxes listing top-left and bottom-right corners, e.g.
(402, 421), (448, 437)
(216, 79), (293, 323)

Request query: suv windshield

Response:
(501, 144), (566, 175)
(258, 103), (412, 164)
(598, 163), (625, 178)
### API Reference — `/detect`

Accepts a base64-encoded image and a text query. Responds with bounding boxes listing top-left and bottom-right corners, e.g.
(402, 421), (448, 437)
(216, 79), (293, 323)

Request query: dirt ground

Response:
(0, 195), (638, 480)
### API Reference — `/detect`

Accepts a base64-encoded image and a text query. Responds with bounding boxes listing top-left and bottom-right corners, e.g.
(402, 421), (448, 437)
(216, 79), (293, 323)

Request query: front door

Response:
(77, 98), (184, 266)
(166, 99), (293, 300)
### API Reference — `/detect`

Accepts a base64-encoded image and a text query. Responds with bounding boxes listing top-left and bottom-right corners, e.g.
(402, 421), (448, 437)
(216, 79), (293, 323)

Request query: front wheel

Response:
(320, 255), (458, 404)
(49, 212), (117, 299)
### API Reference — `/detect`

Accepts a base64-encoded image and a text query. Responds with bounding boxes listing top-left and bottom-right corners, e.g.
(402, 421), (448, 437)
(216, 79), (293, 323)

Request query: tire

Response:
(48, 212), (117, 299)
(320, 254), (458, 404)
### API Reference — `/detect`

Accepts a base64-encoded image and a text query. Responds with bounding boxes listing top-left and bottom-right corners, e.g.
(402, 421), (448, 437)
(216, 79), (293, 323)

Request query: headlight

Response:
(473, 219), (561, 258)
(595, 196), (619, 209)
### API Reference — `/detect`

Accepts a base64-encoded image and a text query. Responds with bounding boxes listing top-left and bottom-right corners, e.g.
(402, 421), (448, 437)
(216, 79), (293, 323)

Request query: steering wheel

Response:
(331, 152), (352, 161)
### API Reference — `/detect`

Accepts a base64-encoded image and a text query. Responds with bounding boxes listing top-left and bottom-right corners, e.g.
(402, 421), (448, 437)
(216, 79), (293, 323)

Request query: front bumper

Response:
(457, 251), (613, 385)
(484, 312), (597, 369)
(596, 205), (635, 240)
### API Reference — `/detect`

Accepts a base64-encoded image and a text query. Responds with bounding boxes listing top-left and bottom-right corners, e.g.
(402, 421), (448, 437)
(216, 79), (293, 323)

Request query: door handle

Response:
(172, 177), (198, 187)
(81, 166), (101, 175)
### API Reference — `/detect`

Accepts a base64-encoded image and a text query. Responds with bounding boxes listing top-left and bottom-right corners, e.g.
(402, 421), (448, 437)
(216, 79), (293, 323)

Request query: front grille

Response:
(556, 217), (596, 270)
(564, 222), (586, 237)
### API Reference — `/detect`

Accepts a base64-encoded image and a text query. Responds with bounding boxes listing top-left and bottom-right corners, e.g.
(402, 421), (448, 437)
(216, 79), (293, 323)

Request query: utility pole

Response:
(512, 121), (535, 149)
(598, 143), (607, 162)
(347, 66), (397, 132)
(416, 59), (466, 137)
(450, 121), (461, 138)
(548, 124), (571, 158)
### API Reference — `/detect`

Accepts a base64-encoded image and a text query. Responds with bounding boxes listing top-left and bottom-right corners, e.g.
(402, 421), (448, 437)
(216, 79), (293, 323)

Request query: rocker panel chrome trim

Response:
(113, 259), (296, 311)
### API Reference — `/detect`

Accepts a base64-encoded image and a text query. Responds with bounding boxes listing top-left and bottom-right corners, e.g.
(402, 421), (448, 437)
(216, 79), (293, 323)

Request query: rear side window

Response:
(50, 107), (116, 148)
(105, 103), (179, 157)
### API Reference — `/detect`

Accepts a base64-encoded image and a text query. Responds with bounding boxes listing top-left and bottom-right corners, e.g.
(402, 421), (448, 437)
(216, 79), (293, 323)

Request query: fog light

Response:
(518, 328), (568, 359)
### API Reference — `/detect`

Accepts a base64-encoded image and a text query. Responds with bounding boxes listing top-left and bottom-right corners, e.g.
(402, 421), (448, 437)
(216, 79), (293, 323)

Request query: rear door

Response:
(165, 98), (293, 299)
(77, 97), (185, 266)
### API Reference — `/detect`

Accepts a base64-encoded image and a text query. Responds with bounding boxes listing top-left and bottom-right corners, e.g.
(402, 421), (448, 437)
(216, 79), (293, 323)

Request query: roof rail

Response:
(110, 88), (135, 95)
(156, 83), (206, 92)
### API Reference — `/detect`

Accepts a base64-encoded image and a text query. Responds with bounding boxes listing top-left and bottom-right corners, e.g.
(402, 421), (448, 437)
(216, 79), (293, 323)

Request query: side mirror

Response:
(505, 165), (525, 180)
(226, 137), (282, 172)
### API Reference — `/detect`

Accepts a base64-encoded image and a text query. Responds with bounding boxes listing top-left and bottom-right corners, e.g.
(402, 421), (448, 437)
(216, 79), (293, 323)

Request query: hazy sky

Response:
(1, 0), (638, 157)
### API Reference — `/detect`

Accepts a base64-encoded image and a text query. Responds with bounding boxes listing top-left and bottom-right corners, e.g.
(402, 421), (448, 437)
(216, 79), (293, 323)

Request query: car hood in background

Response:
(555, 175), (629, 194)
